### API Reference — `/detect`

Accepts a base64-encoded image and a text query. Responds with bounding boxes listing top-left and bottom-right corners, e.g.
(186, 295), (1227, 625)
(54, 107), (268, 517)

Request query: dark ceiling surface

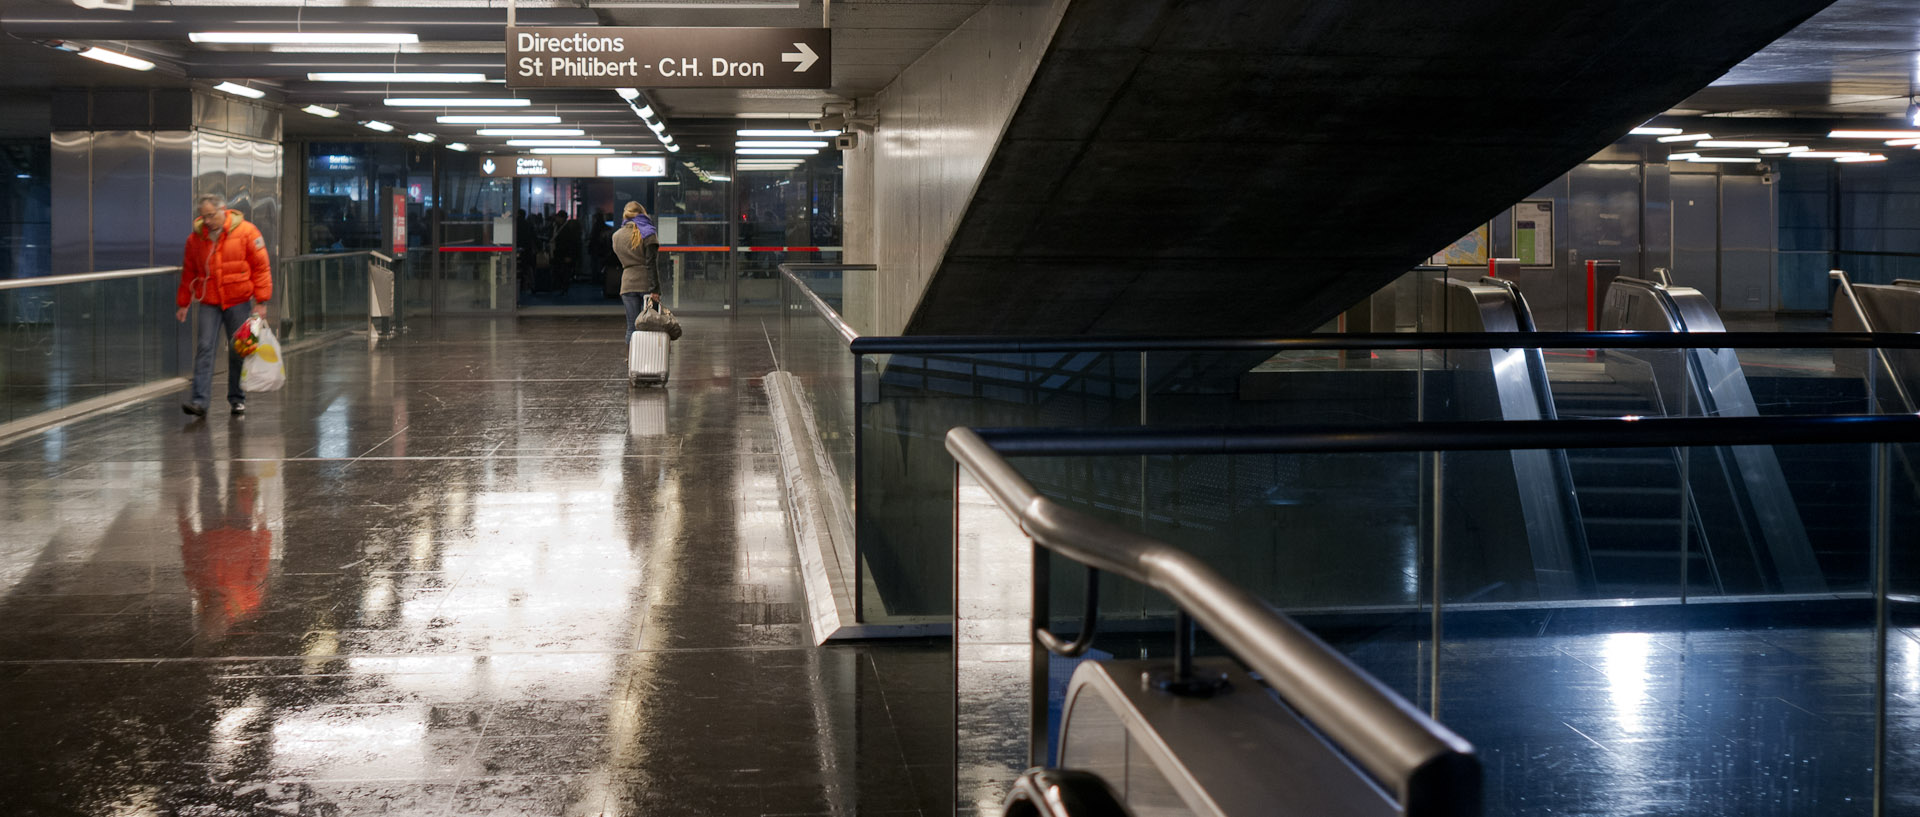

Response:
(904, 0), (1841, 336)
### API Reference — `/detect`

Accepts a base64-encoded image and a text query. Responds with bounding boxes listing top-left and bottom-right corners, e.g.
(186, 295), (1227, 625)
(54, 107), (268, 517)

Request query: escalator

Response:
(1439, 274), (1825, 597)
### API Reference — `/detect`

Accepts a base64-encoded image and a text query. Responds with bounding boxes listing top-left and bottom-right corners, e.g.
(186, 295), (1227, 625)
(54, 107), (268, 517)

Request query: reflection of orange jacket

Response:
(178, 478), (273, 627)
(178, 210), (273, 309)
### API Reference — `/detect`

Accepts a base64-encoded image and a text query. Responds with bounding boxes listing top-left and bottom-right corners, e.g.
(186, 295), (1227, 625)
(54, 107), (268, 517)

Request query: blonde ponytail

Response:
(622, 202), (648, 250)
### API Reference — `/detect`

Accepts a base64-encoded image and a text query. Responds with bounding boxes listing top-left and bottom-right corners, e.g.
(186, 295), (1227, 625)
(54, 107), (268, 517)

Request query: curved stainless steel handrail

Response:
(1830, 269), (1917, 413)
(1607, 276), (1689, 332)
(947, 428), (1481, 814)
(0, 266), (180, 291)
(778, 262), (874, 346)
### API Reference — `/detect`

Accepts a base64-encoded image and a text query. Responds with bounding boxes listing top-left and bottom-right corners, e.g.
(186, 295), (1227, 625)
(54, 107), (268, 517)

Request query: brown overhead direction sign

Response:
(506, 27), (831, 89)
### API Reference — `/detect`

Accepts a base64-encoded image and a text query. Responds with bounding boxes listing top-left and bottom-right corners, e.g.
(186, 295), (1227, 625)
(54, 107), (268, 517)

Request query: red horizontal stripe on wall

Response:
(438, 246), (515, 253)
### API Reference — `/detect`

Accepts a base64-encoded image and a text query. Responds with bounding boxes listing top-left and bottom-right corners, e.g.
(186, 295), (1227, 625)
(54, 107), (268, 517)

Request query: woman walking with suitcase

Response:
(613, 201), (659, 344)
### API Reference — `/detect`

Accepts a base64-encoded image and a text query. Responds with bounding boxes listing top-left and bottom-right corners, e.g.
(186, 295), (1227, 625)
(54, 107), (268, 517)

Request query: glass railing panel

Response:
(1437, 442), (1888, 817)
(437, 249), (515, 313)
(1886, 441), (1920, 815)
(277, 254), (373, 341)
(1, 271), (181, 423)
(776, 274), (858, 525)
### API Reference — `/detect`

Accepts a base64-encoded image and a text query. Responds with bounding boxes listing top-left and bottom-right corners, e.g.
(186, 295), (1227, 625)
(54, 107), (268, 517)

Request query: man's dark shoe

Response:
(182, 402), (207, 417)
(230, 401), (246, 415)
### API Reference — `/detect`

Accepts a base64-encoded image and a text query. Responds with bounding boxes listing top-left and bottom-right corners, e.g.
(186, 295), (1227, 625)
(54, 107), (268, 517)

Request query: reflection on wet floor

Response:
(0, 317), (951, 816)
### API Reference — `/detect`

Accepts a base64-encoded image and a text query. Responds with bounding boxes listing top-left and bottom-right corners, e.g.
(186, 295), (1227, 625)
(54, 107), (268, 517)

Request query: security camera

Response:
(834, 133), (860, 151)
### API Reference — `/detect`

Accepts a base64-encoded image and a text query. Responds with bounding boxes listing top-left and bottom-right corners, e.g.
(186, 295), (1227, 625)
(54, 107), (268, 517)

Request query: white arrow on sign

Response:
(781, 42), (819, 73)
(482, 159), (496, 174)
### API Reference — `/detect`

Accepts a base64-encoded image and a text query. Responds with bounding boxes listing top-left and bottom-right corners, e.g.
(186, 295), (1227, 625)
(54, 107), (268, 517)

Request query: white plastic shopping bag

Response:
(239, 318), (286, 393)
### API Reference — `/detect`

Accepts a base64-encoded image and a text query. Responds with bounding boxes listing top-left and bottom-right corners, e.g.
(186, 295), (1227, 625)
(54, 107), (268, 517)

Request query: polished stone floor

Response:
(0, 316), (952, 816)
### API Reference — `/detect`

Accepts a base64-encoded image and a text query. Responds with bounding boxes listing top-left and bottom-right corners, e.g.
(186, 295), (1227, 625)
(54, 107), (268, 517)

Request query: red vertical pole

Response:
(1487, 258), (1498, 279)
(1585, 259), (1597, 331)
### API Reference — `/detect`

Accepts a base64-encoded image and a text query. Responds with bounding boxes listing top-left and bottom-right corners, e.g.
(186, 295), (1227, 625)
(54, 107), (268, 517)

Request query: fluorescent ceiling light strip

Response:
(1688, 157), (1760, 163)
(437, 115), (562, 124)
(1758, 146), (1808, 154)
(1886, 139), (1920, 147)
(78, 48), (155, 72)
(362, 120), (395, 132)
(213, 82), (266, 99)
(476, 128), (584, 136)
(408, 133), (436, 143)
(309, 72), (488, 83)
(667, 144), (679, 152)
(737, 129), (841, 137)
(1837, 155), (1889, 163)
(1790, 151), (1869, 158)
(1695, 140), (1788, 148)
(1657, 133), (1712, 143)
(736, 140), (829, 148)
(647, 120), (667, 133)
(737, 148), (819, 155)
(1665, 153), (1700, 161)
(1629, 127), (1683, 136)
(635, 105), (654, 118)
(506, 139), (601, 147)
(1830, 130), (1920, 139)
(531, 148), (613, 155)
(616, 88), (640, 100)
(447, 143), (468, 152)
(385, 98), (530, 107)
(191, 32), (418, 44)
(301, 105), (340, 118)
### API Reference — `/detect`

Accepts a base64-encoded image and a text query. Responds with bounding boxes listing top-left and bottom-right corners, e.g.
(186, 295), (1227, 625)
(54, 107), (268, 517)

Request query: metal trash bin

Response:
(369, 252), (398, 339)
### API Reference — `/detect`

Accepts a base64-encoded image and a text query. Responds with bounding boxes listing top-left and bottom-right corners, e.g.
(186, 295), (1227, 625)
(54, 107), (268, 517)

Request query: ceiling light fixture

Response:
(309, 72), (489, 83)
(530, 148), (614, 155)
(408, 133), (436, 143)
(737, 129), (841, 137)
(646, 120), (667, 134)
(1829, 130), (1920, 139)
(1695, 140), (1789, 149)
(76, 47), (155, 72)
(1886, 139), (1920, 147)
(362, 120), (395, 132)
(1687, 156), (1761, 163)
(1836, 155), (1889, 163)
(616, 88), (640, 100)
(1788, 151), (1869, 158)
(1758, 146), (1809, 154)
(213, 82), (266, 99)
(737, 148), (819, 155)
(437, 115), (563, 124)
(1657, 133), (1712, 143)
(506, 139), (601, 147)
(475, 128), (585, 136)
(447, 142), (469, 152)
(667, 144), (680, 153)
(385, 98), (530, 107)
(1628, 127), (1683, 136)
(1665, 153), (1701, 161)
(301, 104), (341, 118)
(735, 140), (829, 148)
(191, 32), (418, 45)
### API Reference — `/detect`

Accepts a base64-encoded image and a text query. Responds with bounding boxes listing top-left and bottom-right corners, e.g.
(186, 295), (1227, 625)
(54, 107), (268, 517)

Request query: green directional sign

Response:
(507, 27), (830, 89)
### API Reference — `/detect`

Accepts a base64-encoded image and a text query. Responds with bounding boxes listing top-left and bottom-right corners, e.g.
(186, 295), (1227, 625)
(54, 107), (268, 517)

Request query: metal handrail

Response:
(279, 249), (394, 264)
(778, 262), (873, 346)
(1830, 270), (1917, 414)
(948, 427), (1482, 815)
(970, 414), (1920, 458)
(1604, 276), (1689, 332)
(0, 266), (179, 291)
(853, 331), (1920, 355)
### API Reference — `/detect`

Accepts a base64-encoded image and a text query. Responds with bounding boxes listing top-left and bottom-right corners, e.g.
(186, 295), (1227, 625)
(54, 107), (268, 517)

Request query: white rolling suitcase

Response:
(629, 329), (670, 386)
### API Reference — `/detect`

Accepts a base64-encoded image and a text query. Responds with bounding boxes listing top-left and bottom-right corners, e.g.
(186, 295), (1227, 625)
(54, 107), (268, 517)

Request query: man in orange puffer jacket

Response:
(176, 195), (273, 417)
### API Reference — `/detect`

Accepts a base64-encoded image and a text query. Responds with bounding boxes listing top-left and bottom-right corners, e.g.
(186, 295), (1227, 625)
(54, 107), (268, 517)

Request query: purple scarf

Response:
(625, 214), (656, 240)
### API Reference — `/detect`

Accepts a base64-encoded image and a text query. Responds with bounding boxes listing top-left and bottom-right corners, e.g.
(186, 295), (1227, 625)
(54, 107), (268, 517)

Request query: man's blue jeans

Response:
(189, 302), (251, 408)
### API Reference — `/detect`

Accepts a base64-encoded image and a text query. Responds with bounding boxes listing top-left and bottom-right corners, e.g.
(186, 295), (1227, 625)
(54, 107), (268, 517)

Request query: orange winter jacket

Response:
(178, 210), (273, 309)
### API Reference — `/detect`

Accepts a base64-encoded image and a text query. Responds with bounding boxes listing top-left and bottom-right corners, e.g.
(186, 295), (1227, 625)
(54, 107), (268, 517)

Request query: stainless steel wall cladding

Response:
(50, 130), (196, 276)
(91, 131), (155, 272)
(50, 132), (91, 275)
(1673, 172), (1722, 305)
(1721, 174), (1777, 313)
(191, 132), (284, 255)
(192, 93), (282, 143)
